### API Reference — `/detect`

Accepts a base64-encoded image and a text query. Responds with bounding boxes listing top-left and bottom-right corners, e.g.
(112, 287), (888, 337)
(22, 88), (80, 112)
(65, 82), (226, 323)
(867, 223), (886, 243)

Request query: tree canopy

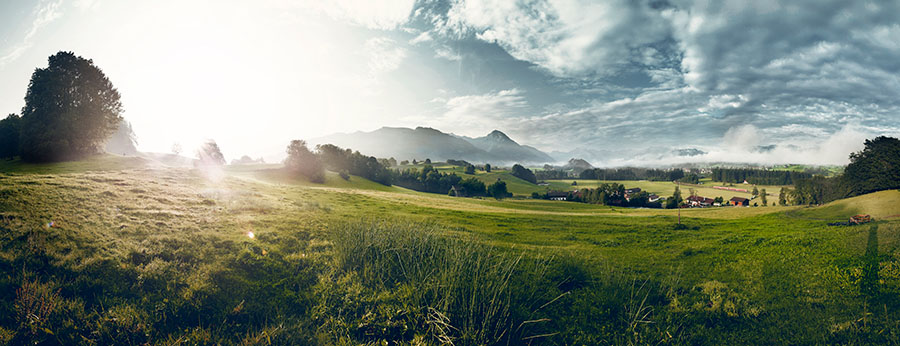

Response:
(19, 51), (123, 162)
(510, 164), (537, 184)
(487, 180), (509, 199)
(844, 136), (900, 195)
(285, 140), (324, 183)
(196, 140), (226, 166)
(0, 114), (21, 160)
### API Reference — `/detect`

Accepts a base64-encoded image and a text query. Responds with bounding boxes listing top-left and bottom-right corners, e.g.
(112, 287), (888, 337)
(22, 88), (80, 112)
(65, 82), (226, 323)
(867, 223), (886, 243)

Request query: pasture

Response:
(1, 156), (899, 345)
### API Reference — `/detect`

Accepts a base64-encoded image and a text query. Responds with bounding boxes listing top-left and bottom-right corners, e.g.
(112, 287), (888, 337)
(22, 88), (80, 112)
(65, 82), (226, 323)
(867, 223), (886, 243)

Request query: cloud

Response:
(364, 37), (407, 74)
(441, 0), (671, 76)
(0, 0), (64, 68)
(399, 0), (900, 165)
(408, 89), (529, 136)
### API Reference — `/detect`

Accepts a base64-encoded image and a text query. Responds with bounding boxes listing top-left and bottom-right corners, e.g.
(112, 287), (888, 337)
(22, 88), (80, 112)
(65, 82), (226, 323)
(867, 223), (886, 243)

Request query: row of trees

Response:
(315, 144), (392, 185)
(710, 168), (812, 185)
(578, 167), (686, 181)
(532, 183), (662, 208)
(771, 136), (899, 205)
(510, 164), (537, 184)
(392, 165), (508, 198)
(1, 52), (123, 162)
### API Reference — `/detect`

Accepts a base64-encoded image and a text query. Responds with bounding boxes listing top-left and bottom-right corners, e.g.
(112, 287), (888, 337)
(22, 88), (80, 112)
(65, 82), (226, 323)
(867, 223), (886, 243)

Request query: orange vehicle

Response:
(850, 214), (871, 225)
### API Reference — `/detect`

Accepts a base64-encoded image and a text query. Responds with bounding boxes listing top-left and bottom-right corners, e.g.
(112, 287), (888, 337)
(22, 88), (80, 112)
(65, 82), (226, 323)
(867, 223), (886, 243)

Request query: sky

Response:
(1, 0), (899, 165)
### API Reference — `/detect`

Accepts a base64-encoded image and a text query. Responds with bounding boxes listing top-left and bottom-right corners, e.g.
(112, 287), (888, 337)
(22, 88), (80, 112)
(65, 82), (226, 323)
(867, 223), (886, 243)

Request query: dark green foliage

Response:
(487, 180), (509, 199)
(536, 169), (569, 180)
(678, 173), (701, 184)
(19, 52), (122, 162)
(579, 167), (685, 181)
(446, 159), (471, 167)
(285, 140), (324, 183)
(484, 163), (491, 172)
(788, 175), (849, 205)
(196, 139), (226, 166)
(458, 177), (486, 196)
(393, 164), (460, 194)
(510, 164), (537, 184)
(666, 186), (683, 209)
(314, 143), (392, 185)
(711, 168), (812, 185)
(844, 136), (900, 195)
(0, 114), (20, 159)
(760, 189), (767, 206)
(464, 164), (475, 174)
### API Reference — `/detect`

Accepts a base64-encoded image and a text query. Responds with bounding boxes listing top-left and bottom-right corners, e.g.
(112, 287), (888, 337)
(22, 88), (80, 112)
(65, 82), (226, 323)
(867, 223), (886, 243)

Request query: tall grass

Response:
(327, 220), (567, 345)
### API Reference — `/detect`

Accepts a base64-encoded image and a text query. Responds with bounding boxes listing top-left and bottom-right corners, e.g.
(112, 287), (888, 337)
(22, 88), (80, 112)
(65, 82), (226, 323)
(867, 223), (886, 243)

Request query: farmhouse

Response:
(686, 195), (715, 207)
(648, 194), (661, 203)
(730, 197), (750, 206)
(547, 191), (568, 201)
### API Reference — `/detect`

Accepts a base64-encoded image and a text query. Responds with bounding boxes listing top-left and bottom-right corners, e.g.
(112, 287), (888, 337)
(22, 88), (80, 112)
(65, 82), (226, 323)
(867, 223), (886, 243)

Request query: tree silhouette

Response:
(285, 140), (324, 183)
(0, 114), (20, 160)
(196, 140), (226, 166)
(844, 136), (900, 195)
(19, 51), (123, 162)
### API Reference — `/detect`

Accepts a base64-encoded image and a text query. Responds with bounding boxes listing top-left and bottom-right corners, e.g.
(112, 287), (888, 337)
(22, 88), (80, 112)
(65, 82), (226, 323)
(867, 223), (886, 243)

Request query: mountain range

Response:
(310, 127), (555, 165)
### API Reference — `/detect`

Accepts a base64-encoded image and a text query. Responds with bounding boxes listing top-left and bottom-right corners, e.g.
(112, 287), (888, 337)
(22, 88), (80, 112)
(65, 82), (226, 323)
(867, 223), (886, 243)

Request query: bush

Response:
(487, 180), (509, 199)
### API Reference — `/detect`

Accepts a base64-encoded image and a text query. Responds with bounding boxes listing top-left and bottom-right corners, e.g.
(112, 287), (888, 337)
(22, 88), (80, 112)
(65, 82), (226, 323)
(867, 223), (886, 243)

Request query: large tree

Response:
(285, 140), (324, 183)
(0, 114), (21, 160)
(844, 136), (900, 196)
(19, 51), (123, 162)
(196, 140), (226, 166)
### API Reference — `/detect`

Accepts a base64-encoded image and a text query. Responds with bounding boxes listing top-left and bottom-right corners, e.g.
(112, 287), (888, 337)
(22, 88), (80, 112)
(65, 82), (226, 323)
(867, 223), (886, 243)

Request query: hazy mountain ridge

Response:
(311, 127), (554, 164)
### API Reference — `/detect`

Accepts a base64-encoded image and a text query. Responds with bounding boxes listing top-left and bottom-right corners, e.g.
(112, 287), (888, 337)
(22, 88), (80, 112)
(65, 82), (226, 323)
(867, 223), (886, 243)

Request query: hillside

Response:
(311, 127), (553, 165)
(2, 157), (900, 344)
(788, 189), (900, 221)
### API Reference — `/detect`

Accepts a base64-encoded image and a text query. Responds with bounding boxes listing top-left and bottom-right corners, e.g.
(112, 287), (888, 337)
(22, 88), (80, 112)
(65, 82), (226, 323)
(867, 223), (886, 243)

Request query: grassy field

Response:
(2, 156), (899, 344)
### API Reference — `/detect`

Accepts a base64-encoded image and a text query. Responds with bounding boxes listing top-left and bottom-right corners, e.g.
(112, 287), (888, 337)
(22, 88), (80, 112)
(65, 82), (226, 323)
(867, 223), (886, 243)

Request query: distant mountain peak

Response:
(311, 126), (553, 164)
(486, 130), (513, 141)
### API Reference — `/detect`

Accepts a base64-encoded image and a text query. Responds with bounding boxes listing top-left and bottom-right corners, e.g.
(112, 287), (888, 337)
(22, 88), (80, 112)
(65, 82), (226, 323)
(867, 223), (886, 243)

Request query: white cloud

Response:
(443, 0), (670, 76)
(364, 37), (407, 74)
(0, 0), (64, 68)
(408, 89), (529, 136)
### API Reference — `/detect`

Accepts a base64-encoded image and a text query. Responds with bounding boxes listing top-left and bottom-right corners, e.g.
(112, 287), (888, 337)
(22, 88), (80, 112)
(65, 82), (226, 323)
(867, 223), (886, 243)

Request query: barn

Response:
(730, 197), (750, 206)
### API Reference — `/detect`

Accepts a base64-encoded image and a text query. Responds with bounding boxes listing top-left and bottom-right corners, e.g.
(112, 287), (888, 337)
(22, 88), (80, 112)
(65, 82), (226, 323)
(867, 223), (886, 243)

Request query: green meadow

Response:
(2, 156), (899, 345)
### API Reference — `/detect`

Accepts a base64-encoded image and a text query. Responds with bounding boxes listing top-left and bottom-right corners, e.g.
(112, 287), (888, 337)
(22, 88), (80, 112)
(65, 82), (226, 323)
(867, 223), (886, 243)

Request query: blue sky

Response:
(1, 0), (899, 165)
